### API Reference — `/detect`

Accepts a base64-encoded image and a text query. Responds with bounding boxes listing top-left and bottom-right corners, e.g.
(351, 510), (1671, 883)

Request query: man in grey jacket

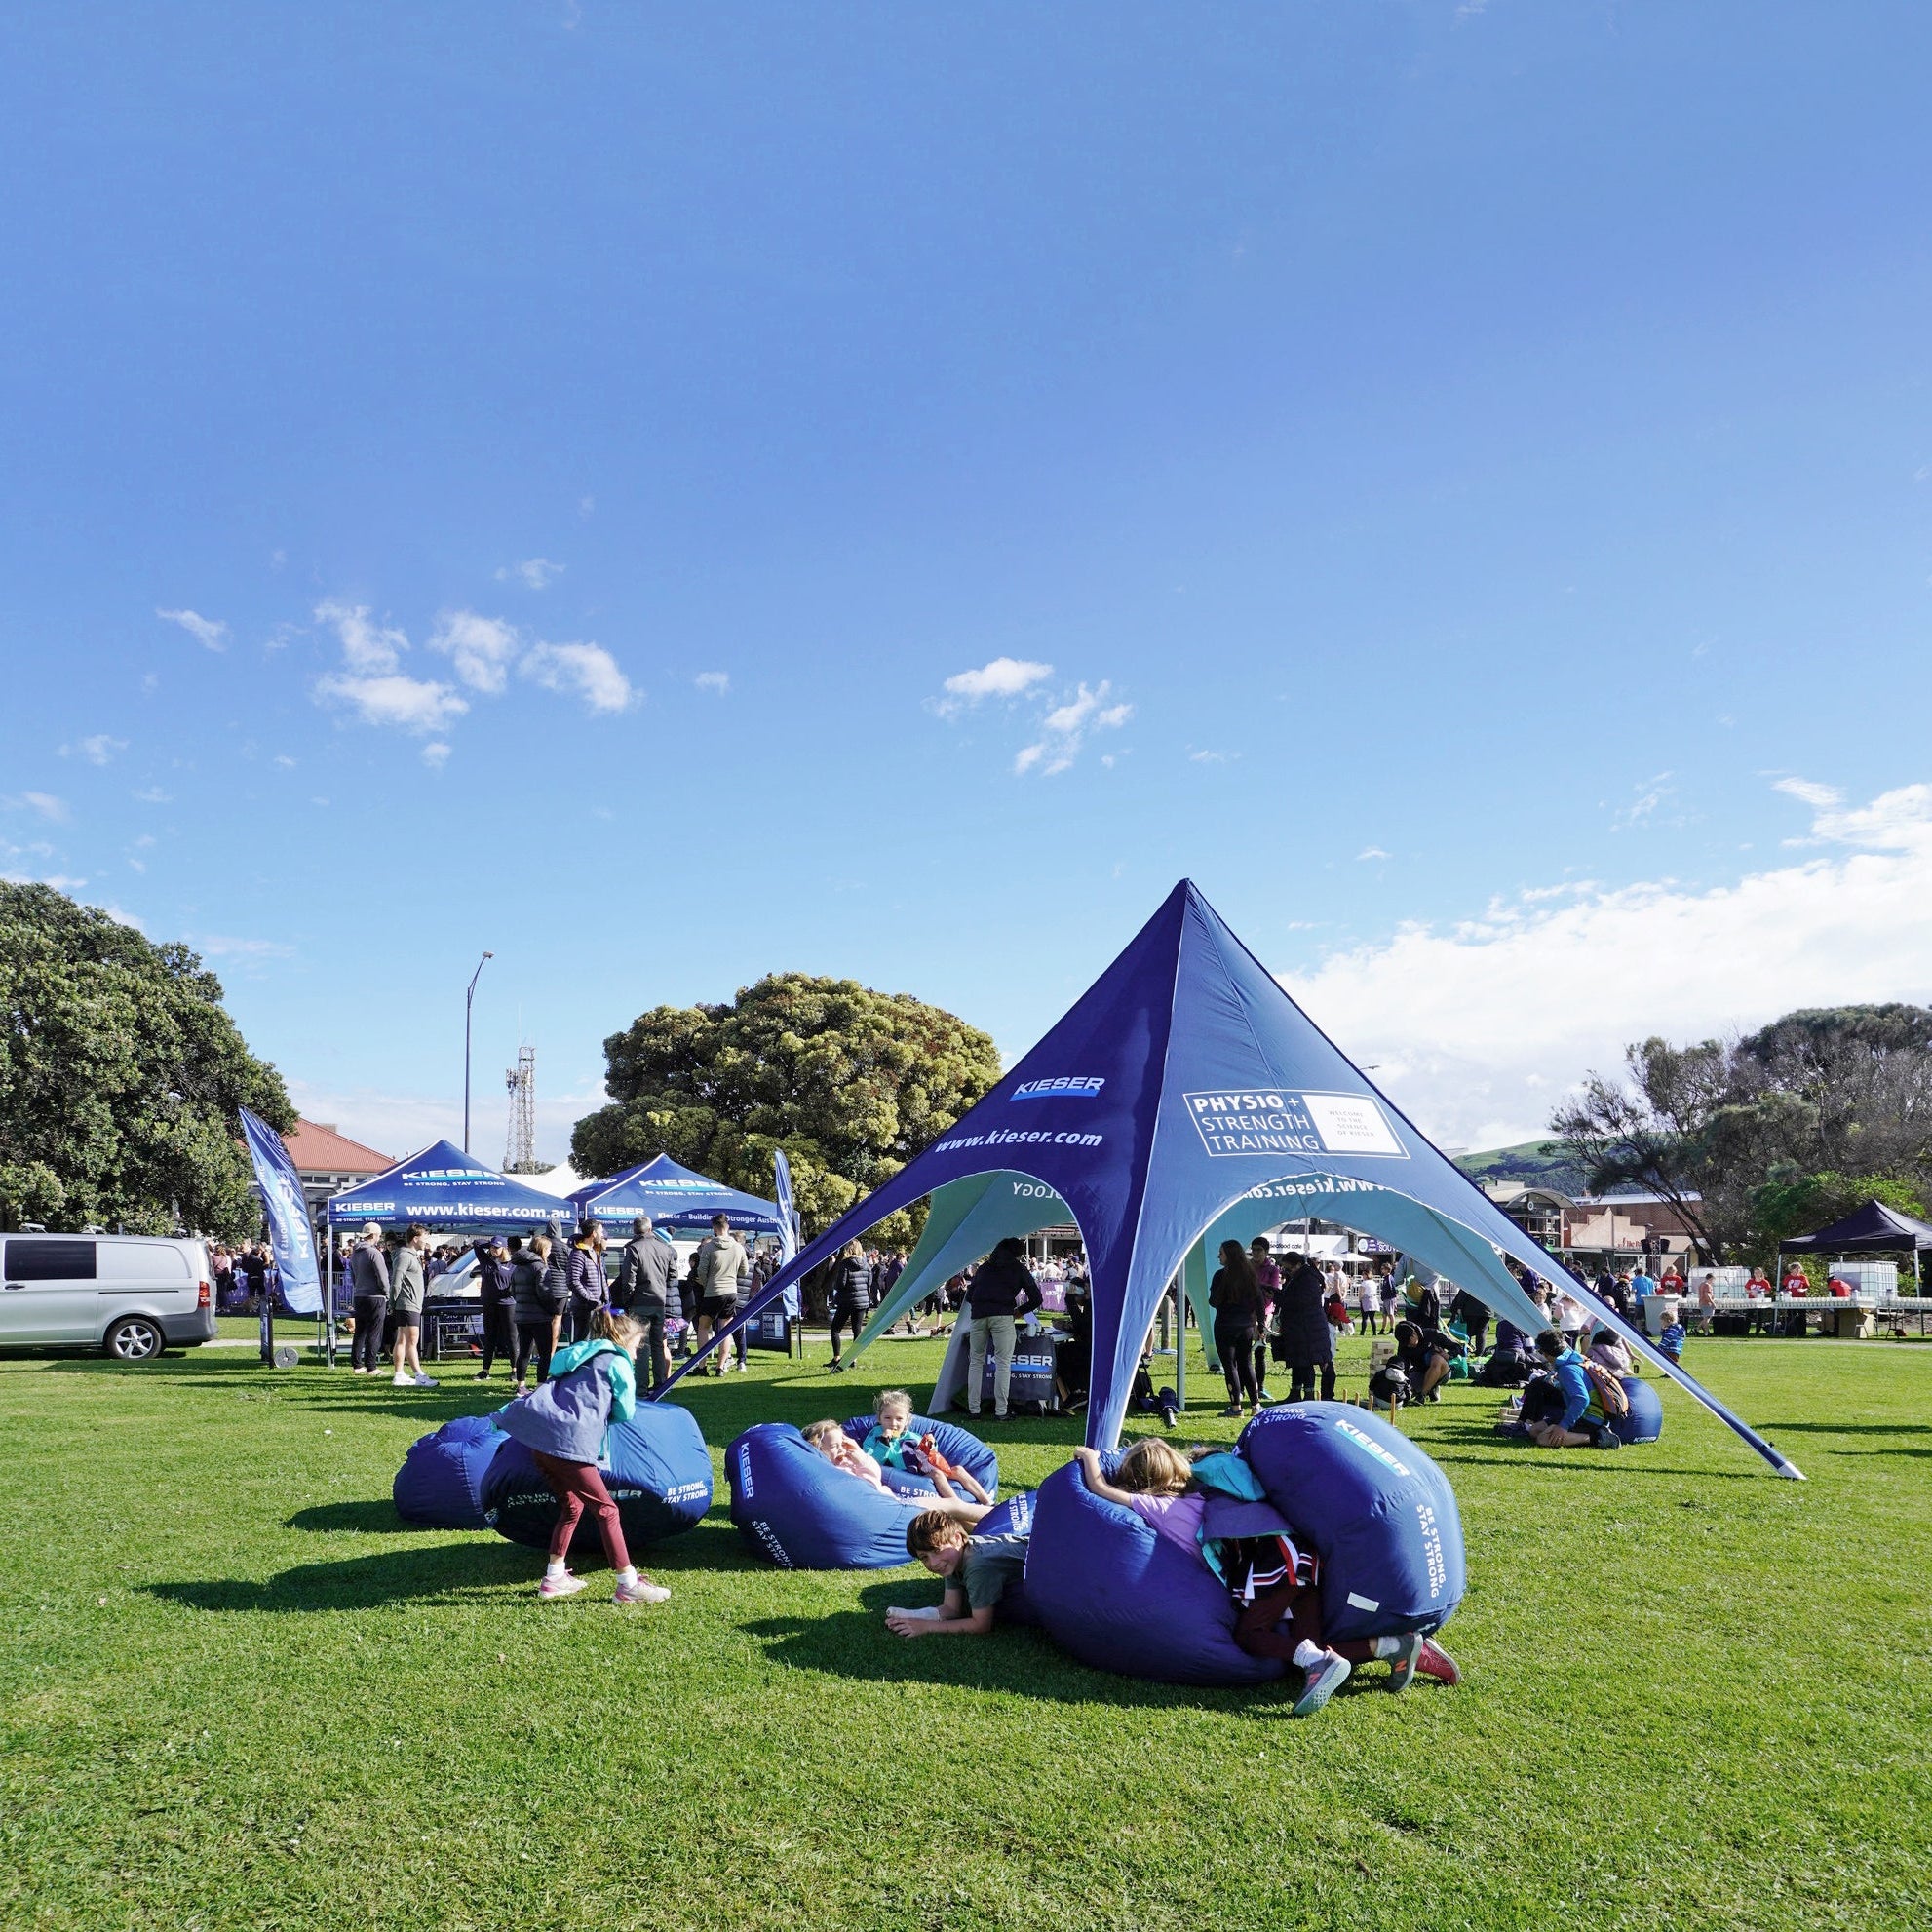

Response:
(348, 1221), (390, 1375)
(616, 1216), (676, 1391)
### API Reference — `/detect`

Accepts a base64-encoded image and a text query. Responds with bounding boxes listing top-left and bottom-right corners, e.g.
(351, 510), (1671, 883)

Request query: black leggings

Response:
(1289, 1360), (1335, 1403)
(515, 1318), (555, 1384)
(829, 1306), (867, 1360)
(1216, 1320), (1258, 1405)
(350, 1295), (387, 1372)
(480, 1300), (516, 1372)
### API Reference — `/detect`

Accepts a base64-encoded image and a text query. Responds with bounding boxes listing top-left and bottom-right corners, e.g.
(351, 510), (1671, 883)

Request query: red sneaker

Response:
(1416, 1637), (1461, 1685)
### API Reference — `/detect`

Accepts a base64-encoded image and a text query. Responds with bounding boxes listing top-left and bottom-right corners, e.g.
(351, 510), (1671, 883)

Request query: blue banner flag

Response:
(772, 1148), (800, 1264)
(239, 1106), (323, 1315)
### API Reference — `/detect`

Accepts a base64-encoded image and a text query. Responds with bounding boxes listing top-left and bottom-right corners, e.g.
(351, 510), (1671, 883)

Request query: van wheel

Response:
(104, 1316), (166, 1363)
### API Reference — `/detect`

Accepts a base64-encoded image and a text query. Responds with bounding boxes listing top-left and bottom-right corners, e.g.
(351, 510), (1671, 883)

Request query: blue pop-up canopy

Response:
(325, 1139), (571, 1230)
(568, 1153), (787, 1237)
(663, 880), (1800, 1477)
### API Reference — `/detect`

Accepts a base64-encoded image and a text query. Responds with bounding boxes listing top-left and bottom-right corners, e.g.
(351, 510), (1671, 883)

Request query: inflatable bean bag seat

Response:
(483, 1403), (713, 1558)
(729, 1422), (941, 1569)
(1610, 1374), (1664, 1445)
(1241, 1403), (1465, 1647)
(839, 1413), (998, 1501)
(1026, 1451), (1281, 1684)
(394, 1413), (511, 1529)
(969, 1488), (1040, 1626)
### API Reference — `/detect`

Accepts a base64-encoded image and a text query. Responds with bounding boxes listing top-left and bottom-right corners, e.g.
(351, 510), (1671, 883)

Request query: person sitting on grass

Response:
(884, 1509), (1029, 1638)
(857, 1390), (994, 1504)
(1071, 1440), (1458, 1717)
(495, 1308), (670, 1605)
(799, 1419), (989, 1525)
(1587, 1327), (1636, 1377)
(1389, 1319), (1455, 1404)
(1526, 1330), (1621, 1450)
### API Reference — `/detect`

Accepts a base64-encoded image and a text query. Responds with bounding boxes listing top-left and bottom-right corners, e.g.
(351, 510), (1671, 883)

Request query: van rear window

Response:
(4, 1238), (97, 1281)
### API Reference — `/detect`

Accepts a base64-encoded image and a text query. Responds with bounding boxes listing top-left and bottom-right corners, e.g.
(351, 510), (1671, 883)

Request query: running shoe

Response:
(1219, 1403), (1244, 1418)
(391, 1372), (412, 1386)
(413, 1373), (438, 1388)
(1416, 1638), (1461, 1685)
(1290, 1649), (1351, 1718)
(613, 1577), (671, 1605)
(1386, 1630), (1426, 1693)
(539, 1572), (587, 1600)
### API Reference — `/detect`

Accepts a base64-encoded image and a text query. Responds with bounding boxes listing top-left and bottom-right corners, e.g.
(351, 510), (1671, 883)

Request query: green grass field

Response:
(2, 1326), (1927, 1932)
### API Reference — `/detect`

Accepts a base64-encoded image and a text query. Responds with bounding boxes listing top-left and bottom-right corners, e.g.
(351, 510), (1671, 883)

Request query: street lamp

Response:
(464, 951), (494, 1152)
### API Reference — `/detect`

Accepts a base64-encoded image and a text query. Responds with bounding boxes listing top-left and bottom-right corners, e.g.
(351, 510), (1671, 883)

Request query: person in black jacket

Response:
(1448, 1286), (1489, 1357)
(510, 1232), (565, 1393)
(1274, 1253), (1334, 1404)
(473, 1235), (516, 1381)
(1209, 1239), (1264, 1416)
(615, 1216), (676, 1391)
(826, 1238), (873, 1372)
(963, 1237), (1042, 1420)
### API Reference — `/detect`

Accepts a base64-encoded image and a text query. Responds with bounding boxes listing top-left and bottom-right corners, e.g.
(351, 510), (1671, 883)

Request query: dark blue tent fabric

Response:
(570, 1154), (787, 1237)
(483, 1404), (712, 1558)
(394, 1413), (509, 1529)
(327, 1139), (571, 1230)
(1024, 1454), (1280, 1686)
(839, 1413), (997, 1499)
(1778, 1197), (1932, 1253)
(727, 1422), (928, 1569)
(666, 881), (1798, 1478)
(1613, 1375), (1665, 1445)
(1238, 1404), (1465, 1645)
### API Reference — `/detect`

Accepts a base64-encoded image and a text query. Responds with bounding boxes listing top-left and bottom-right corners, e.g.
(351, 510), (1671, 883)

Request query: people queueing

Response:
(387, 1224), (437, 1388)
(615, 1216), (677, 1392)
(511, 1231), (563, 1393)
(693, 1213), (749, 1373)
(348, 1220), (391, 1375)
(961, 1236), (1043, 1422)
(1208, 1238), (1265, 1417)
(473, 1235), (516, 1380)
(1274, 1250), (1335, 1405)
(565, 1221), (607, 1344)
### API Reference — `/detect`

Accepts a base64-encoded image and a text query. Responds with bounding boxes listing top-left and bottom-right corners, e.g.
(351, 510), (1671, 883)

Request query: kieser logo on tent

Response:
(1181, 1089), (1406, 1160)
(1012, 1075), (1106, 1101)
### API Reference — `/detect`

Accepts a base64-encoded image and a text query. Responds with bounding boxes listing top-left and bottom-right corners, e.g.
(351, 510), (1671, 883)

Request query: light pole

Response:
(464, 951), (494, 1152)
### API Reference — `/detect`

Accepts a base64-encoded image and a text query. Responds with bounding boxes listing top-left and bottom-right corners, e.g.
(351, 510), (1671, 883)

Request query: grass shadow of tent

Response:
(286, 1500), (407, 1535)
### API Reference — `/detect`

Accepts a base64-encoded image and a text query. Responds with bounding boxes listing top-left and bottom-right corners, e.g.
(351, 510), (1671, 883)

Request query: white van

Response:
(0, 1232), (216, 1361)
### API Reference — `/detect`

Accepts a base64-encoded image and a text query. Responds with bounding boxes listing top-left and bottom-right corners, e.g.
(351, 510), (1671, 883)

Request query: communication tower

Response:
(504, 1046), (542, 1173)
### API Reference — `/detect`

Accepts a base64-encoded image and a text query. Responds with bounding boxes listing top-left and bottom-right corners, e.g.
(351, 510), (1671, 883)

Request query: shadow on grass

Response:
(286, 1500), (406, 1534)
(146, 1539), (537, 1612)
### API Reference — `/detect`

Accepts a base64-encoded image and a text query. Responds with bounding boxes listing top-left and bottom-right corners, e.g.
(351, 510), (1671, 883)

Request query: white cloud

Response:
(315, 672), (470, 735)
(8, 792), (71, 823)
(285, 1074), (610, 1170)
(1, 870), (88, 890)
(1611, 771), (1677, 831)
(520, 641), (634, 713)
(273, 754), (296, 769)
(61, 735), (127, 765)
(192, 934), (295, 962)
(421, 742), (451, 771)
(1190, 749), (1240, 764)
(429, 610), (522, 694)
(496, 558), (564, 590)
(133, 786), (172, 804)
(1357, 846), (1391, 862)
(1275, 779), (1932, 1151)
(695, 672), (730, 696)
(157, 607), (227, 651)
(1014, 679), (1131, 779)
(935, 657), (1053, 715)
(315, 599), (406, 674)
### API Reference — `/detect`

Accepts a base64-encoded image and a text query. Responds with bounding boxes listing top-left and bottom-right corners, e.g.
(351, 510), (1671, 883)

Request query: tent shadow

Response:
(286, 1500), (406, 1534)
(736, 1603), (1288, 1713)
(146, 1540), (537, 1614)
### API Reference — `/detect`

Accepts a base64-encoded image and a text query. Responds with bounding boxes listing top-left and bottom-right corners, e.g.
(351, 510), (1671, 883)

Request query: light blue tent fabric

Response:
(659, 881), (1800, 1477)
(325, 1139), (572, 1230)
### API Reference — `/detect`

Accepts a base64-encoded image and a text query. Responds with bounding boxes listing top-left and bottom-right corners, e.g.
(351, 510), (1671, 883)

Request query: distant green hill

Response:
(1455, 1139), (1592, 1195)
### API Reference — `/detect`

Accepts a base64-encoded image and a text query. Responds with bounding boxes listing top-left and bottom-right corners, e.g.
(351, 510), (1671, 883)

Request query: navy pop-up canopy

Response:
(325, 1139), (571, 1230)
(662, 881), (1799, 1477)
(568, 1154), (787, 1237)
(1779, 1199), (1932, 1255)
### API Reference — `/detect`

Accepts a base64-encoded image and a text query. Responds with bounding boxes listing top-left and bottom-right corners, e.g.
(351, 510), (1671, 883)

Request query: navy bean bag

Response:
(1610, 1374), (1664, 1445)
(729, 1421), (945, 1569)
(1026, 1452), (1280, 1685)
(394, 1413), (510, 1529)
(482, 1403), (713, 1558)
(971, 1488), (1040, 1626)
(839, 1413), (998, 1501)
(1239, 1402), (1465, 1647)
(1025, 1405), (1467, 1685)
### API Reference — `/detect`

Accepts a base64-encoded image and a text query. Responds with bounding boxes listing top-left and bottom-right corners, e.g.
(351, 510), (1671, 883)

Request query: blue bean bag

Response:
(1240, 1402), (1465, 1647)
(839, 1413), (998, 1500)
(1025, 1453), (1281, 1684)
(729, 1422), (947, 1569)
(394, 1413), (510, 1529)
(970, 1488), (1041, 1626)
(1611, 1374), (1664, 1445)
(483, 1403), (713, 1558)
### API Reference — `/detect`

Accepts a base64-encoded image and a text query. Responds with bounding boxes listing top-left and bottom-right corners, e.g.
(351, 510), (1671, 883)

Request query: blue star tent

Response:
(325, 1139), (574, 1231)
(662, 881), (1799, 1477)
(567, 1154), (788, 1238)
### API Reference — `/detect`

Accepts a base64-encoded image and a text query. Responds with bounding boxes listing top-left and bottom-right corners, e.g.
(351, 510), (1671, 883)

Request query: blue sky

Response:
(4, 4), (1930, 1161)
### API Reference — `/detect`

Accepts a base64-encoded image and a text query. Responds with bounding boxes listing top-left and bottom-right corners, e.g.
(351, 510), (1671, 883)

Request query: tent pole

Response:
(325, 1224), (336, 1369)
(1174, 1276), (1185, 1416)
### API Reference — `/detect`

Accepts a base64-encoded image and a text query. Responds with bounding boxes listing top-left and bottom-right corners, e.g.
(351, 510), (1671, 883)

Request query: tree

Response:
(571, 972), (1001, 1248)
(0, 883), (294, 1236)
(1552, 1003), (1932, 1263)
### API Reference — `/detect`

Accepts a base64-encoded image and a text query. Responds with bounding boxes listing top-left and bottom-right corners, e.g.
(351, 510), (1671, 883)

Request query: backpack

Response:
(1583, 1360), (1631, 1418)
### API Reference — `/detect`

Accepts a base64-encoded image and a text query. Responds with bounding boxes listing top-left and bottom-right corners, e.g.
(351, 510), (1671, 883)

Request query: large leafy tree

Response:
(571, 972), (1001, 1247)
(1551, 1004), (1932, 1262)
(0, 883), (294, 1236)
